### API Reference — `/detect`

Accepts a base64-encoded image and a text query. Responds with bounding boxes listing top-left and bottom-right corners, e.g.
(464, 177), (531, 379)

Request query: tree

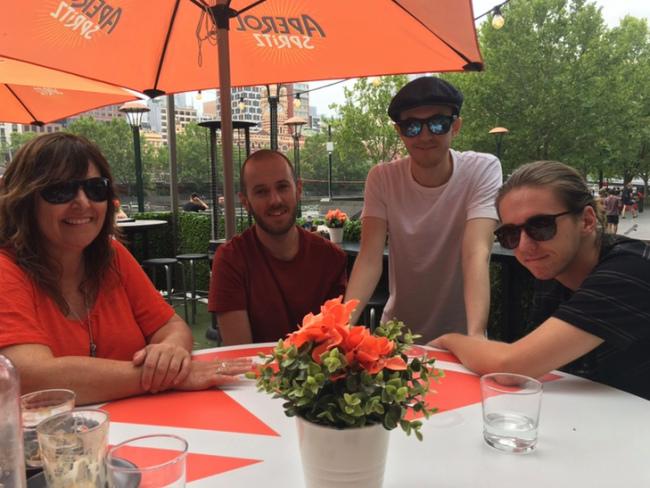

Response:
(330, 76), (408, 166)
(603, 16), (650, 187)
(444, 0), (611, 176)
(175, 122), (211, 188)
(2, 131), (38, 163)
(67, 117), (135, 185)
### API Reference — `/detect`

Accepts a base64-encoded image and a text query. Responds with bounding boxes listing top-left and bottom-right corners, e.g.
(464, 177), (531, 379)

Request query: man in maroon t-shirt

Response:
(208, 150), (347, 345)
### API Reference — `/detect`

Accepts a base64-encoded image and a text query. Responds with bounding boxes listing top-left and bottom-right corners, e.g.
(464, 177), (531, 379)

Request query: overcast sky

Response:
(308, 0), (650, 116)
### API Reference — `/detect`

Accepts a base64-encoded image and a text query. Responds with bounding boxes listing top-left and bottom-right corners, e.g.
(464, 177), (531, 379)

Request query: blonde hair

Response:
(496, 161), (606, 231)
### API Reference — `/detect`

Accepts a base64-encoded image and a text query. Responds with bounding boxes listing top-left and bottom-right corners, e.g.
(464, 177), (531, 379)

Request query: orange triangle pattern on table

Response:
(102, 390), (278, 436)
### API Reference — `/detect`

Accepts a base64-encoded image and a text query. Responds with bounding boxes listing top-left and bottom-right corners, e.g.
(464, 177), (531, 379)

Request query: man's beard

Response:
(250, 204), (298, 236)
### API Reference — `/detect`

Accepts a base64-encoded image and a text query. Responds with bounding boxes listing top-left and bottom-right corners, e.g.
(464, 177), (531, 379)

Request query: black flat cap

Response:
(388, 76), (463, 122)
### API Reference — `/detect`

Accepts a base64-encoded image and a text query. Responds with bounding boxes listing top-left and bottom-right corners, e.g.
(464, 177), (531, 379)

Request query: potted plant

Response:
(252, 297), (442, 488)
(325, 209), (348, 243)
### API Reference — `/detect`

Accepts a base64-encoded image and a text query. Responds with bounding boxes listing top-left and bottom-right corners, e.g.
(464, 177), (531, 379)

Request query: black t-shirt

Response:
(182, 202), (204, 212)
(622, 187), (634, 204)
(529, 235), (650, 400)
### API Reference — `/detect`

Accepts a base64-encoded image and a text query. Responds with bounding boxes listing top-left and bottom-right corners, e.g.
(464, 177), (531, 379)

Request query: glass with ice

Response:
(480, 373), (542, 453)
(36, 408), (109, 488)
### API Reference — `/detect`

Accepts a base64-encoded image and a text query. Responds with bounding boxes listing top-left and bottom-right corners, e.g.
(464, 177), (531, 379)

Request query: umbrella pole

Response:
(213, 2), (236, 240)
(166, 94), (180, 253)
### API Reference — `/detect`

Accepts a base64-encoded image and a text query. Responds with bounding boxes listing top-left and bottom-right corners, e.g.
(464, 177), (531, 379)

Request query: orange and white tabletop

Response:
(101, 344), (650, 487)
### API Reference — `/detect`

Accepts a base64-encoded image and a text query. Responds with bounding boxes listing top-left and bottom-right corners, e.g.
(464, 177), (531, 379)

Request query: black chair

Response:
(206, 239), (227, 344)
(142, 258), (188, 321)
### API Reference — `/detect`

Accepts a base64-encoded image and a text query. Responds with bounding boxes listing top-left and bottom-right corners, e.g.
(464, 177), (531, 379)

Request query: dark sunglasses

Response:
(396, 114), (457, 137)
(41, 177), (110, 204)
(494, 210), (580, 250)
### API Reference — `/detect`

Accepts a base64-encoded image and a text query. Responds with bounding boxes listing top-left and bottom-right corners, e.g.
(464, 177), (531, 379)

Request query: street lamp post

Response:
(326, 125), (334, 200)
(489, 127), (509, 160)
(284, 116), (307, 217)
(119, 101), (150, 213)
(266, 84), (282, 150)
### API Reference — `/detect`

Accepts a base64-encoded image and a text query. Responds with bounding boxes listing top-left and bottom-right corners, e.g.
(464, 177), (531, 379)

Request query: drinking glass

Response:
(0, 354), (27, 488)
(36, 408), (109, 487)
(20, 388), (76, 468)
(480, 373), (542, 453)
(106, 434), (188, 488)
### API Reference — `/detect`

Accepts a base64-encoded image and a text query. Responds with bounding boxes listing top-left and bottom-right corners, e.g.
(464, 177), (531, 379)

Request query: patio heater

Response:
(119, 101), (150, 213)
(266, 84), (282, 150)
(284, 116), (307, 217)
(198, 120), (256, 240)
(489, 127), (509, 160)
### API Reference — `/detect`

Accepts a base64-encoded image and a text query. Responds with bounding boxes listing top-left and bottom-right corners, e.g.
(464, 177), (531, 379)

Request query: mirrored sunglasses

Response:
(397, 114), (457, 137)
(41, 177), (110, 204)
(494, 210), (578, 250)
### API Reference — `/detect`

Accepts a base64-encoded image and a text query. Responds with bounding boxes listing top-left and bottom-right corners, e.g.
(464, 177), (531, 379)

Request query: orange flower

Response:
(344, 326), (407, 374)
(325, 209), (348, 228)
(285, 296), (358, 363)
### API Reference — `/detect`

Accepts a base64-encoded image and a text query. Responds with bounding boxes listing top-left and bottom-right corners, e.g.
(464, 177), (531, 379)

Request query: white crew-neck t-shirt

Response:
(362, 150), (502, 341)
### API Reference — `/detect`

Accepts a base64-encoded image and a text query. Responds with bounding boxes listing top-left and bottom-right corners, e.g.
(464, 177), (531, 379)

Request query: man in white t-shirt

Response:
(344, 76), (502, 341)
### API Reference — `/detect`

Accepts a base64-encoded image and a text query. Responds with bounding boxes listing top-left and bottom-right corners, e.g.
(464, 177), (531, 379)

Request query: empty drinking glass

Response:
(106, 434), (188, 488)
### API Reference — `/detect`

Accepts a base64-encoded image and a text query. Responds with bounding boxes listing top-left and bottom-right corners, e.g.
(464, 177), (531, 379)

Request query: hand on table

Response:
(133, 343), (192, 393)
(175, 358), (253, 391)
(428, 334), (450, 350)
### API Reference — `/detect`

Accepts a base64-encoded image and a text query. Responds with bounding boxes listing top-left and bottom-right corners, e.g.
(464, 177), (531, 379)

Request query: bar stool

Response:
(175, 253), (209, 324)
(142, 258), (188, 321)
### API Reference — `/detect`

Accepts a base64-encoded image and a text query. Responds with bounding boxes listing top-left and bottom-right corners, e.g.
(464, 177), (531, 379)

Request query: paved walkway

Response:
(617, 205), (650, 241)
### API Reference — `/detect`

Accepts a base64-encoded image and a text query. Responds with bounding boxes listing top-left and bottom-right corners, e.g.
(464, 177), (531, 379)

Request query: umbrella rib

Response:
(236, 0), (267, 16)
(150, 0), (183, 95)
(5, 84), (42, 125)
(391, 0), (475, 67)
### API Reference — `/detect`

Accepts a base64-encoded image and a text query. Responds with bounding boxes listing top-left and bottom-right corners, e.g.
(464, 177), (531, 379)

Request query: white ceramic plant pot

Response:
(328, 227), (344, 244)
(296, 417), (390, 488)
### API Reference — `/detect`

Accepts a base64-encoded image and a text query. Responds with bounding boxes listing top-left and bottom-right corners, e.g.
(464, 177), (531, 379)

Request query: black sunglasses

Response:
(494, 210), (580, 250)
(41, 177), (110, 204)
(396, 114), (457, 137)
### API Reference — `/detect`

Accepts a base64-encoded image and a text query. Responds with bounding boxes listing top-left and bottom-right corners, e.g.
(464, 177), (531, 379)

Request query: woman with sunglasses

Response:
(0, 133), (249, 404)
(430, 161), (650, 400)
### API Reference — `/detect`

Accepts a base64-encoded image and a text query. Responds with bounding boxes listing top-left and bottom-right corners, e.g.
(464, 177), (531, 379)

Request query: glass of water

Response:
(106, 434), (188, 488)
(480, 373), (543, 453)
(20, 389), (76, 468)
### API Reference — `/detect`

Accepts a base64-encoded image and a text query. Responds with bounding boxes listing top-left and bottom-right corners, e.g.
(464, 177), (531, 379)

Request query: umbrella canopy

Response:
(0, 58), (138, 125)
(0, 0), (482, 237)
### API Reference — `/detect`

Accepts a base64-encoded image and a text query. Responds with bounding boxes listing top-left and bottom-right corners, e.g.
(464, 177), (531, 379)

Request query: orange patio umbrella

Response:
(0, 58), (138, 125)
(0, 0), (482, 238)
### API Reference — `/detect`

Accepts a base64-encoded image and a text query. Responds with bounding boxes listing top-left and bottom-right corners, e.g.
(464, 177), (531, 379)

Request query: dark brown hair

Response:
(0, 132), (120, 312)
(239, 149), (296, 194)
(496, 160), (606, 231)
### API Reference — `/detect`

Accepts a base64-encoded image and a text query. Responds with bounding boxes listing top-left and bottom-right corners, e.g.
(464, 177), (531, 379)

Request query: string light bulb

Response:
(371, 77), (381, 87)
(491, 7), (505, 29)
(195, 90), (203, 101)
(293, 93), (302, 109)
(238, 96), (246, 111)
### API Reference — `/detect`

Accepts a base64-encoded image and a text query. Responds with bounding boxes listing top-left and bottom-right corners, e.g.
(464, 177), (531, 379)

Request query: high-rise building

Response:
(215, 87), (263, 129)
(147, 97), (198, 137)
